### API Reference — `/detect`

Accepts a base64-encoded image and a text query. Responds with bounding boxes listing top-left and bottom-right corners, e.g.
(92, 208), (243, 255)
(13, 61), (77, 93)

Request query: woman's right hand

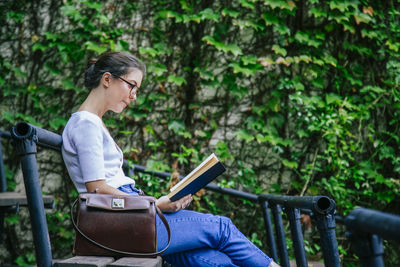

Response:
(156, 194), (192, 213)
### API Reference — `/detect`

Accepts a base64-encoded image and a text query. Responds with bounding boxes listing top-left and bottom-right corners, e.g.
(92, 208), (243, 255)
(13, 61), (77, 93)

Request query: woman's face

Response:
(106, 69), (143, 113)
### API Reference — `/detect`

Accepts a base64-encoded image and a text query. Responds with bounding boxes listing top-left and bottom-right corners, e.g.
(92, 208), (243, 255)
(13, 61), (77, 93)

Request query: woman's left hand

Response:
(156, 194), (192, 213)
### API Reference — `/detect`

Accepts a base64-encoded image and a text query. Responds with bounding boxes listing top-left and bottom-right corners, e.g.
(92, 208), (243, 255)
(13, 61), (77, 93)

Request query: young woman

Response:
(62, 51), (277, 267)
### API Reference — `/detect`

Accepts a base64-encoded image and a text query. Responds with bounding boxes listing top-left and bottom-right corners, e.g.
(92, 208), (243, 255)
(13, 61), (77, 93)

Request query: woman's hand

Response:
(156, 194), (192, 213)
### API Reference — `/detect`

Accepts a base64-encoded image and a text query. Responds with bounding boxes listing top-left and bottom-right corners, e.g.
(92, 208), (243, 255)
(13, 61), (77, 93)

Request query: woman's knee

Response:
(217, 215), (234, 227)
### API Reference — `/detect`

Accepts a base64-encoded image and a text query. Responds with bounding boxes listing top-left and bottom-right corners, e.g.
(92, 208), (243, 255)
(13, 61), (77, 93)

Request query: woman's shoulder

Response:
(68, 111), (102, 126)
(64, 111), (103, 134)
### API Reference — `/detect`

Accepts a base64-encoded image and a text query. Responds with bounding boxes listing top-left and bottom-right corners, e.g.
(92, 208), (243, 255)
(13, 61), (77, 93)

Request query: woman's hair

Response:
(84, 51), (146, 90)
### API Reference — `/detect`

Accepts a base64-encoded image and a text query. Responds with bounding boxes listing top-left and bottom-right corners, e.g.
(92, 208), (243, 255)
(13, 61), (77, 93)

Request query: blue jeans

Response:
(118, 184), (272, 266)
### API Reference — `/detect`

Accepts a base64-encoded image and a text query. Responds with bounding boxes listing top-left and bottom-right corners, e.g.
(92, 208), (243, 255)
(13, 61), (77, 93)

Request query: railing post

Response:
(260, 200), (278, 262)
(0, 134), (6, 243)
(344, 208), (398, 267)
(271, 204), (290, 267)
(347, 232), (384, 267)
(11, 123), (52, 267)
(0, 134), (6, 192)
(314, 212), (340, 267)
(286, 207), (308, 267)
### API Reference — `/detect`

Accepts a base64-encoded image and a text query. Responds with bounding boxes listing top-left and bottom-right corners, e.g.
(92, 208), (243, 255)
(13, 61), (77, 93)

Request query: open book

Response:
(167, 153), (226, 201)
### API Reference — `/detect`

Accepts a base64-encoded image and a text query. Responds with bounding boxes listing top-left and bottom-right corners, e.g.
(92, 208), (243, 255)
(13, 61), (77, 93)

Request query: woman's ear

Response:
(101, 72), (112, 88)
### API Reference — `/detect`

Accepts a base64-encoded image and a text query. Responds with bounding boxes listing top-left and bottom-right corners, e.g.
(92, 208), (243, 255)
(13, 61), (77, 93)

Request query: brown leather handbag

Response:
(71, 193), (170, 257)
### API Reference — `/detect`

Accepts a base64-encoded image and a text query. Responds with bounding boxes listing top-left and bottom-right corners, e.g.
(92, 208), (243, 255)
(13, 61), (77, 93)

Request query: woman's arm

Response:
(85, 180), (129, 195)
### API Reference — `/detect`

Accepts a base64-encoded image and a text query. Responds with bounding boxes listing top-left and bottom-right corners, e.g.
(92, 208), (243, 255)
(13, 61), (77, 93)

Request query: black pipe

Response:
(11, 123), (52, 267)
(0, 134), (7, 192)
(260, 194), (335, 215)
(0, 134), (6, 244)
(271, 204), (290, 267)
(314, 213), (340, 267)
(260, 201), (278, 261)
(347, 231), (384, 267)
(14, 122), (62, 151)
(286, 207), (308, 267)
(345, 208), (400, 242)
(344, 207), (400, 267)
(0, 131), (11, 139)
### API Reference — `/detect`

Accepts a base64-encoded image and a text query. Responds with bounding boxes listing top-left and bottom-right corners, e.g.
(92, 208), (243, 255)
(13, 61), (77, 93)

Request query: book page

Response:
(169, 153), (218, 192)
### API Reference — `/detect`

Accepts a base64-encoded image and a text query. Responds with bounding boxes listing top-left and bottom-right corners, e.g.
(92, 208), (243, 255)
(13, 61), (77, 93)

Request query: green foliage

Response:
(1, 0), (400, 265)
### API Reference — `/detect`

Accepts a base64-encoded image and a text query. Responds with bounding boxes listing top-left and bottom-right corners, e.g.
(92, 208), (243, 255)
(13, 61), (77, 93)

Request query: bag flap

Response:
(82, 194), (153, 211)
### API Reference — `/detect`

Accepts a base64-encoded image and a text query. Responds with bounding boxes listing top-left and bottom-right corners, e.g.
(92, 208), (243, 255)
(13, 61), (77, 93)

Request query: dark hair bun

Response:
(87, 58), (97, 68)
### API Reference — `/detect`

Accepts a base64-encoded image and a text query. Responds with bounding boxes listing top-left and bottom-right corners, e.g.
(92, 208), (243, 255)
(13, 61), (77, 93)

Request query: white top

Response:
(61, 111), (135, 193)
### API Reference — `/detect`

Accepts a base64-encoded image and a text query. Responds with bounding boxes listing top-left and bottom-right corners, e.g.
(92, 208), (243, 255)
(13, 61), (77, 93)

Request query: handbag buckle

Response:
(112, 198), (125, 209)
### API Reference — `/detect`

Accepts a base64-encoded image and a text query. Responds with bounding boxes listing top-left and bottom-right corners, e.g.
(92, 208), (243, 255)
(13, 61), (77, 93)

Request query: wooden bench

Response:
(53, 256), (162, 267)
(0, 124), (163, 267)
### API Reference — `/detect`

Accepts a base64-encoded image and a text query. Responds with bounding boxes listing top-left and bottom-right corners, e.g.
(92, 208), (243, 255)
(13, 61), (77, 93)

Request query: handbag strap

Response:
(71, 197), (171, 257)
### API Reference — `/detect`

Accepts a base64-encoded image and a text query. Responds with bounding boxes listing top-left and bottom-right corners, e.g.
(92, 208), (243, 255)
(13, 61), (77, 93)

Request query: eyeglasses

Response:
(111, 73), (139, 99)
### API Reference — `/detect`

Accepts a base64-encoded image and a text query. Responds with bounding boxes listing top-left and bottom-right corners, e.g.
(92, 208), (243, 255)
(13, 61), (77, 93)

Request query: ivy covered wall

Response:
(1, 0), (400, 265)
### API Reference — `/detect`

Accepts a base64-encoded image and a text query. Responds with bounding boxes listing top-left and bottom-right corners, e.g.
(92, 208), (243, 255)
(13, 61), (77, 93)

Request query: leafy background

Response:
(1, 0), (400, 265)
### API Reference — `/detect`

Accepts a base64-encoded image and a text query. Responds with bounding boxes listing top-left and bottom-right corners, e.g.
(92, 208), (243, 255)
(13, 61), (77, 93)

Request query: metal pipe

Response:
(0, 131), (11, 139)
(11, 123), (52, 267)
(14, 122), (62, 151)
(260, 194), (335, 215)
(0, 134), (5, 244)
(314, 213), (340, 267)
(271, 204), (290, 267)
(286, 207), (308, 267)
(260, 201), (278, 261)
(0, 135), (7, 192)
(345, 208), (400, 242)
(344, 207), (400, 267)
(347, 231), (384, 267)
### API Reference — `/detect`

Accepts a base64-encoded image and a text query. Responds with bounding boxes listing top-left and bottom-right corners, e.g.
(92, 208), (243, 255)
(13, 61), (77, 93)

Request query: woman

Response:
(62, 51), (277, 267)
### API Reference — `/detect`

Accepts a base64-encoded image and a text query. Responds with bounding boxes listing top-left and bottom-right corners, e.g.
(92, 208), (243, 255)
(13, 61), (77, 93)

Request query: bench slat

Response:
(53, 256), (114, 267)
(107, 257), (162, 267)
(53, 256), (163, 267)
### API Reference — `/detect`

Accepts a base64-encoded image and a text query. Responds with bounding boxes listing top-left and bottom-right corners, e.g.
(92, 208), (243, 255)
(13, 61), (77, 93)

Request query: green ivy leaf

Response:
(326, 93), (342, 105)
(239, 0), (255, 9)
(168, 120), (185, 133)
(272, 45), (287, 56)
(234, 129), (254, 142)
(222, 8), (239, 18)
(168, 75), (187, 86)
(282, 159), (298, 169)
(148, 63), (168, 76)
(202, 36), (243, 56)
(199, 8), (219, 22)
(84, 41), (107, 54)
(264, 0), (296, 11)
(229, 62), (259, 77)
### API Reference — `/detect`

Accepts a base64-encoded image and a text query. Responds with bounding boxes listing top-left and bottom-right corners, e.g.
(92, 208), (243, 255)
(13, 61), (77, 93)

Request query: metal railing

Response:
(6, 121), (393, 266)
(335, 207), (400, 267)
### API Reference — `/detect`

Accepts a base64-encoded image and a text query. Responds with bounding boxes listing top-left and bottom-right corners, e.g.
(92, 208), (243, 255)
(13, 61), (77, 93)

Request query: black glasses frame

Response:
(111, 73), (138, 99)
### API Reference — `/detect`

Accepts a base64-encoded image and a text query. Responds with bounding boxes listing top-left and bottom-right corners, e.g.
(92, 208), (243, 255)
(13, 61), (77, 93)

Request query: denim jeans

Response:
(118, 184), (272, 267)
